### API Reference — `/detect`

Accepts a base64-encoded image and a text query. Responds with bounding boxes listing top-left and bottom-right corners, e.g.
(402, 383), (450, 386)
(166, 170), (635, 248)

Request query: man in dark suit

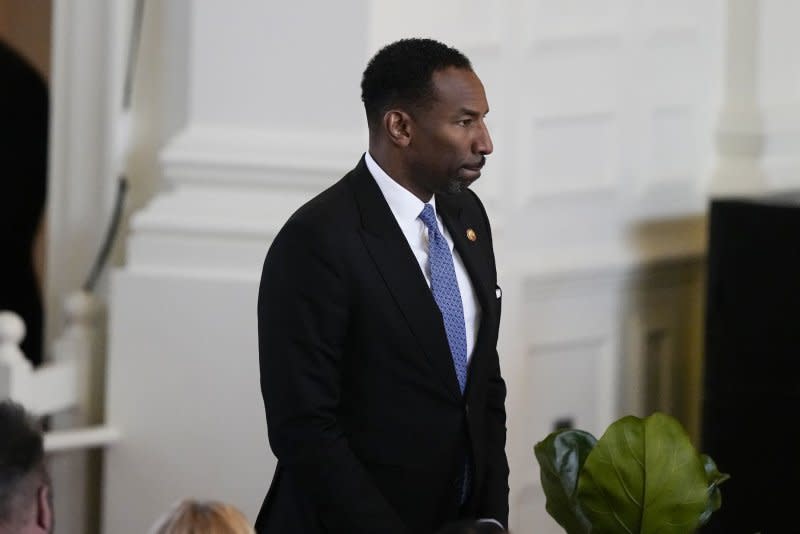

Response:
(256, 38), (508, 534)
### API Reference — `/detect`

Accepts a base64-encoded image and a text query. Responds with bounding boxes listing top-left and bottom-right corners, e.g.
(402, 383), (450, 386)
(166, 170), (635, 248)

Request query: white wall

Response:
(104, 1), (369, 532)
(72, 1), (800, 533)
(368, 2), (722, 530)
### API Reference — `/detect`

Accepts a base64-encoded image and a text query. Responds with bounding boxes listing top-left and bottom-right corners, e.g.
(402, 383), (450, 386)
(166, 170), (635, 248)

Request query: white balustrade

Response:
(0, 291), (120, 451)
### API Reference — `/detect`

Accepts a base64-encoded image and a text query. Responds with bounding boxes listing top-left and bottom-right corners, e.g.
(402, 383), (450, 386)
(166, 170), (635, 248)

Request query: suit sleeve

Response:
(470, 191), (510, 526)
(481, 348), (509, 526)
(258, 219), (411, 534)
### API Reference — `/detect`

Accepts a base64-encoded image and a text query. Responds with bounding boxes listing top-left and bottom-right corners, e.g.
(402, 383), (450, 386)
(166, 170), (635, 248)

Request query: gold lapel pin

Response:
(466, 228), (477, 242)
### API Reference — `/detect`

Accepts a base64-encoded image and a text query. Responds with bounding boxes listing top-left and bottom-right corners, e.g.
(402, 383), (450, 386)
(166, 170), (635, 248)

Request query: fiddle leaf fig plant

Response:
(534, 429), (595, 534)
(534, 412), (729, 534)
(699, 453), (730, 526)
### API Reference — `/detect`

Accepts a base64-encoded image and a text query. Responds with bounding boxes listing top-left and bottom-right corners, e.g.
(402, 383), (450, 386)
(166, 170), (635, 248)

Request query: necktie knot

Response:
(418, 203), (438, 233)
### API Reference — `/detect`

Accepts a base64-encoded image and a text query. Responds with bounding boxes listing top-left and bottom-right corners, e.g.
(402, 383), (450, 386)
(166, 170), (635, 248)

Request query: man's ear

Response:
(383, 110), (412, 147)
(36, 484), (53, 533)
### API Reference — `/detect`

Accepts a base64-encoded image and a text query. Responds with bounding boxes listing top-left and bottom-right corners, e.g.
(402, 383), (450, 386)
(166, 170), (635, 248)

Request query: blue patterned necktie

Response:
(419, 203), (472, 504)
(418, 203), (469, 393)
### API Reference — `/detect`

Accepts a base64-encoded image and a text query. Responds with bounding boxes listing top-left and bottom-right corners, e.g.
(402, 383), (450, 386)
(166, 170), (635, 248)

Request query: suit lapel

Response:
(436, 193), (493, 316)
(349, 159), (462, 400)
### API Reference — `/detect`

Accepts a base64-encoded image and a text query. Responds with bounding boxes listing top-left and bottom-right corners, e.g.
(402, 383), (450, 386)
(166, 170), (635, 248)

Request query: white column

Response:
(105, 1), (369, 531)
(711, 0), (800, 195)
(46, 0), (128, 343)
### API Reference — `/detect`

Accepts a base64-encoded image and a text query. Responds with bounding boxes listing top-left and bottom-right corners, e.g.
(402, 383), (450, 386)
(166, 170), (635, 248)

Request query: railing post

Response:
(0, 311), (33, 404)
(53, 290), (100, 424)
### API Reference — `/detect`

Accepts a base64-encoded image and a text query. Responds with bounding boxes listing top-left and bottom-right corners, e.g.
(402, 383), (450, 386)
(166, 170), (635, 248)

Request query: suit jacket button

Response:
(465, 404), (470, 416)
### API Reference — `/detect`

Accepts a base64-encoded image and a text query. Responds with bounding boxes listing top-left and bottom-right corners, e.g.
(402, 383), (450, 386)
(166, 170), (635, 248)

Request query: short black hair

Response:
(361, 38), (472, 128)
(0, 400), (47, 525)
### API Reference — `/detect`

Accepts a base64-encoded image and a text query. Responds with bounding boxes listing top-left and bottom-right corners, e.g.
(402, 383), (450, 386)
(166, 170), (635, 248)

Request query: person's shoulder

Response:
(294, 175), (356, 224)
(275, 165), (362, 244)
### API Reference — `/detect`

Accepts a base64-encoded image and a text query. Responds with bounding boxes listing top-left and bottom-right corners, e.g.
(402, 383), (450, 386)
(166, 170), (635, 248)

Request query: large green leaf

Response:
(698, 454), (730, 526)
(576, 413), (709, 534)
(534, 429), (597, 534)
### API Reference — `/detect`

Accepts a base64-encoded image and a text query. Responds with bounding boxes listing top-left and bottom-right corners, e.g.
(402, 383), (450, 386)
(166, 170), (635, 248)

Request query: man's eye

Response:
(458, 119), (473, 127)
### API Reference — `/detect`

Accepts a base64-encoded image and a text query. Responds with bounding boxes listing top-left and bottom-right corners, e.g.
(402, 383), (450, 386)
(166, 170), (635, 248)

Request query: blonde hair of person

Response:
(150, 499), (255, 534)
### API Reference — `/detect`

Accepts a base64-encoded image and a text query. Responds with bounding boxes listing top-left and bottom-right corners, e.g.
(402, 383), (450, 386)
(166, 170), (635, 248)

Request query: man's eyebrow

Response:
(459, 107), (490, 117)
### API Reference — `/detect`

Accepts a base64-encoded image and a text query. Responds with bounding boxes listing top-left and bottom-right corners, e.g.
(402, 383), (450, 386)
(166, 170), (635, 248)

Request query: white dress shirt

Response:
(365, 152), (481, 364)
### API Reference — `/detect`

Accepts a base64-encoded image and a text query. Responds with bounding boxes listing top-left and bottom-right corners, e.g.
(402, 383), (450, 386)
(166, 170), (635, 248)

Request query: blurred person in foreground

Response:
(256, 38), (507, 533)
(150, 500), (254, 534)
(0, 400), (53, 534)
(0, 40), (49, 368)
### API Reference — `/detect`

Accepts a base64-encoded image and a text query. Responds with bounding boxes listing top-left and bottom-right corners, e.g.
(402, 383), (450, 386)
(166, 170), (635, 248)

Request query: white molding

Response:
(125, 124), (370, 278)
(629, 181), (707, 220)
(159, 124), (365, 189)
(524, 112), (620, 200)
(127, 185), (314, 280)
(528, 31), (622, 52)
(45, 426), (121, 453)
(499, 215), (706, 283)
(366, 1), (506, 57)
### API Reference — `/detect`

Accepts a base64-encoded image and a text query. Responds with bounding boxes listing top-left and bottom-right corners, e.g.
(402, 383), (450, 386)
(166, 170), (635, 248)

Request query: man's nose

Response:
(475, 122), (493, 155)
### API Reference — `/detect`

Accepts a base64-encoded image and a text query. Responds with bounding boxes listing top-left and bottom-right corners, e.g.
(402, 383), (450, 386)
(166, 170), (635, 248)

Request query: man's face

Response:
(407, 67), (493, 197)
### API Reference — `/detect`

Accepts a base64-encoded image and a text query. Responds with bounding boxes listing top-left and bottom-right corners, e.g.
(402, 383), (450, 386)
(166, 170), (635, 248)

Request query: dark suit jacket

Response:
(256, 157), (508, 534)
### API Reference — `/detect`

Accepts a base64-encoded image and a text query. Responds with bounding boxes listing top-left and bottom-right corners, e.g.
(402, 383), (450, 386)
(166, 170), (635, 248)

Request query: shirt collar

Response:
(364, 151), (437, 227)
